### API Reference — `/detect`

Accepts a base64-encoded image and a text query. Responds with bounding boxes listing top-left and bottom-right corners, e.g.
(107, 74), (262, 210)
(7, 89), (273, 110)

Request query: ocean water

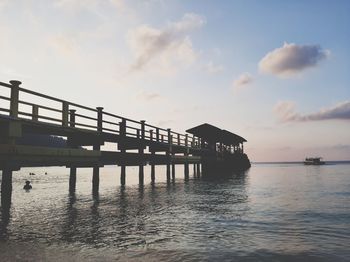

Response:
(0, 162), (350, 261)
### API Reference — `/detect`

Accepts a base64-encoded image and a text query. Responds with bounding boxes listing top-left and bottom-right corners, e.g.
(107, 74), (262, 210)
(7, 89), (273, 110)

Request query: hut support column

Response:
(184, 152), (189, 181)
(193, 164), (197, 177)
(1, 169), (13, 209)
(69, 167), (77, 193)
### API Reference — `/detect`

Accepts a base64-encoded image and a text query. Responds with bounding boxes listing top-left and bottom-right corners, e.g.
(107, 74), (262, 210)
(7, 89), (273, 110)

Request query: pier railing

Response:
(0, 80), (201, 148)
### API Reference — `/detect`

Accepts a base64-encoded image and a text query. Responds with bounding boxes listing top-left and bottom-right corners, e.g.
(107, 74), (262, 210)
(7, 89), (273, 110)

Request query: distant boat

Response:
(304, 157), (325, 165)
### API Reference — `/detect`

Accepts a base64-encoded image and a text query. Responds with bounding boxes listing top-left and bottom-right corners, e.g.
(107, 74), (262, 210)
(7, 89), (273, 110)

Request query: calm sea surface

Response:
(0, 162), (350, 261)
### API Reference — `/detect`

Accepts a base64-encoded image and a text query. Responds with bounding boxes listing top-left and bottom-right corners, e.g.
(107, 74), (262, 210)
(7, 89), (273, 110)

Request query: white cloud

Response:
(233, 73), (253, 89)
(259, 42), (329, 77)
(204, 61), (224, 74)
(53, 0), (99, 12)
(48, 34), (78, 56)
(0, 0), (9, 9)
(274, 101), (350, 122)
(109, 0), (126, 10)
(127, 13), (205, 73)
(136, 90), (162, 101)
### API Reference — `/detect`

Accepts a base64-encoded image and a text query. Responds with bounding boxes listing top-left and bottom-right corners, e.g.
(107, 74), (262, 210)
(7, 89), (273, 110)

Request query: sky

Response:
(0, 0), (349, 161)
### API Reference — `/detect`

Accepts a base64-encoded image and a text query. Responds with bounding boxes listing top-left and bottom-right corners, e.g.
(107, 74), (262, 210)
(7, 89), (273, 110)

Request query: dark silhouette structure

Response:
(0, 80), (250, 208)
(186, 124), (250, 175)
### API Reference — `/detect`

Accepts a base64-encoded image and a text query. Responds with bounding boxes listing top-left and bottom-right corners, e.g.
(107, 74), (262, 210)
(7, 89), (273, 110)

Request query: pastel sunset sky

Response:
(0, 0), (349, 161)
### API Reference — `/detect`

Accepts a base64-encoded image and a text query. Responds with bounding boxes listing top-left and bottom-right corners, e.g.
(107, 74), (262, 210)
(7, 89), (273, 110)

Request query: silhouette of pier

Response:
(0, 80), (250, 208)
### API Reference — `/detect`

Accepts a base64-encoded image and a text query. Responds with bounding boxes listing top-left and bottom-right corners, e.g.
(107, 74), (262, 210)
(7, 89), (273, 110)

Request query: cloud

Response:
(53, 0), (99, 12)
(233, 73), (253, 89)
(274, 101), (350, 122)
(136, 90), (162, 101)
(109, 0), (126, 10)
(259, 42), (329, 77)
(203, 61), (224, 74)
(127, 13), (205, 73)
(0, 0), (9, 10)
(54, 0), (128, 14)
(157, 119), (173, 127)
(48, 34), (78, 56)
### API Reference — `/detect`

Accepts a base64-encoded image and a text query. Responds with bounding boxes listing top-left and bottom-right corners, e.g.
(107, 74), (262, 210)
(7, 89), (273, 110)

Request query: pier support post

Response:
(197, 163), (201, 176)
(1, 169), (13, 209)
(184, 163), (189, 181)
(139, 164), (144, 185)
(121, 166), (126, 186)
(69, 167), (77, 193)
(193, 164), (197, 177)
(150, 150), (155, 184)
(184, 150), (189, 180)
(92, 166), (99, 194)
(151, 164), (155, 184)
(172, 163), (175, 180)
(138, 121), (145, 185)
(92, 143), (100, 194)
(166, 163), (171, 182)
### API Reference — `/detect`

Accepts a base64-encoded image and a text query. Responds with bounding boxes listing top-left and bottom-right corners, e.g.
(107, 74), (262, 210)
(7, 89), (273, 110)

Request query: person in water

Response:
(23, 181), (32, 190)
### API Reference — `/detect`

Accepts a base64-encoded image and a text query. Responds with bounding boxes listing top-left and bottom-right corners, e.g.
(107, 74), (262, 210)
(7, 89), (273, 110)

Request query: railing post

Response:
(137, 129), (140, 139)
(167, 128), (171, 144)
(69, 109), (76, 127)
(62, 101), (69, 127)
(96, 107), (103, 132)
(119, 118), (126, 136)
(32, 105), (39, 121)
(150, 130), (153, 141)
(156, 128), (160, 142)
(9, 80), (21, 118)
(140, 120), (145, 139)
(161, 134), (164, 143)
(177, 134), (180, 146)
(185, 134), (188, 147)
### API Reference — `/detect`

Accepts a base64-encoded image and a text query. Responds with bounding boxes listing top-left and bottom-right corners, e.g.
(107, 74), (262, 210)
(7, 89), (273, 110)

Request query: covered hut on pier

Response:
(186, 123), (247, 155)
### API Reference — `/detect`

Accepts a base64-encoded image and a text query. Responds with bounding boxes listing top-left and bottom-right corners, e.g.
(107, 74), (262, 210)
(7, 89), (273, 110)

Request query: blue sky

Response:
(0, 0), (349, 161)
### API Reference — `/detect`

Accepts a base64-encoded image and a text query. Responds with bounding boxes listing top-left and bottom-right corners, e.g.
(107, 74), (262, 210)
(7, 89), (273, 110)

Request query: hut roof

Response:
(186, 123), (222, 143)
(186, 123), (247, 145)
(221, 129), (247, 144)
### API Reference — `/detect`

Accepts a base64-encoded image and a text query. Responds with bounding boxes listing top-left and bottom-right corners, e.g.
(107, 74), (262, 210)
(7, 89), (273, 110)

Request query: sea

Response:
(0, 162), (349, 261)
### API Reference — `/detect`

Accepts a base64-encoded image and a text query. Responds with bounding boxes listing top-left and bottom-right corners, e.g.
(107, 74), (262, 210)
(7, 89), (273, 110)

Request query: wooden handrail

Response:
(0, 79), (201, 149)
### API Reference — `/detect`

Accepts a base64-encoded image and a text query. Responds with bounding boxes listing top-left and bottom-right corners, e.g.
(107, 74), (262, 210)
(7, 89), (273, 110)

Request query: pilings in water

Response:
(172, 163), (176, 181)
(69, 167), (77, 193)
(151, 151), (155, 184)
(197, 163), (201, 176)
(1, 169), (13, 209)
(121, 165), (126, 186)
(92, 145), (100, 194)
(92, 107), (104, 194)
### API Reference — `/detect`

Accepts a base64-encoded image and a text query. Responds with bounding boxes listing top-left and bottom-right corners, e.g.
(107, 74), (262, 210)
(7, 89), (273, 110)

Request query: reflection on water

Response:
(0, 164), (350, 261)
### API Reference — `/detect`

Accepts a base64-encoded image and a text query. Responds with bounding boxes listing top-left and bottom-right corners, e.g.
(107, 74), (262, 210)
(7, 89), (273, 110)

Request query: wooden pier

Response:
(0, 80), (249, 208)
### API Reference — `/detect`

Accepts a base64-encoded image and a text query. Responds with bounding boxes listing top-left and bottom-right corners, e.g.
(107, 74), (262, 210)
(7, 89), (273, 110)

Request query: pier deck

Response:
(0, 79), (249, 208)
